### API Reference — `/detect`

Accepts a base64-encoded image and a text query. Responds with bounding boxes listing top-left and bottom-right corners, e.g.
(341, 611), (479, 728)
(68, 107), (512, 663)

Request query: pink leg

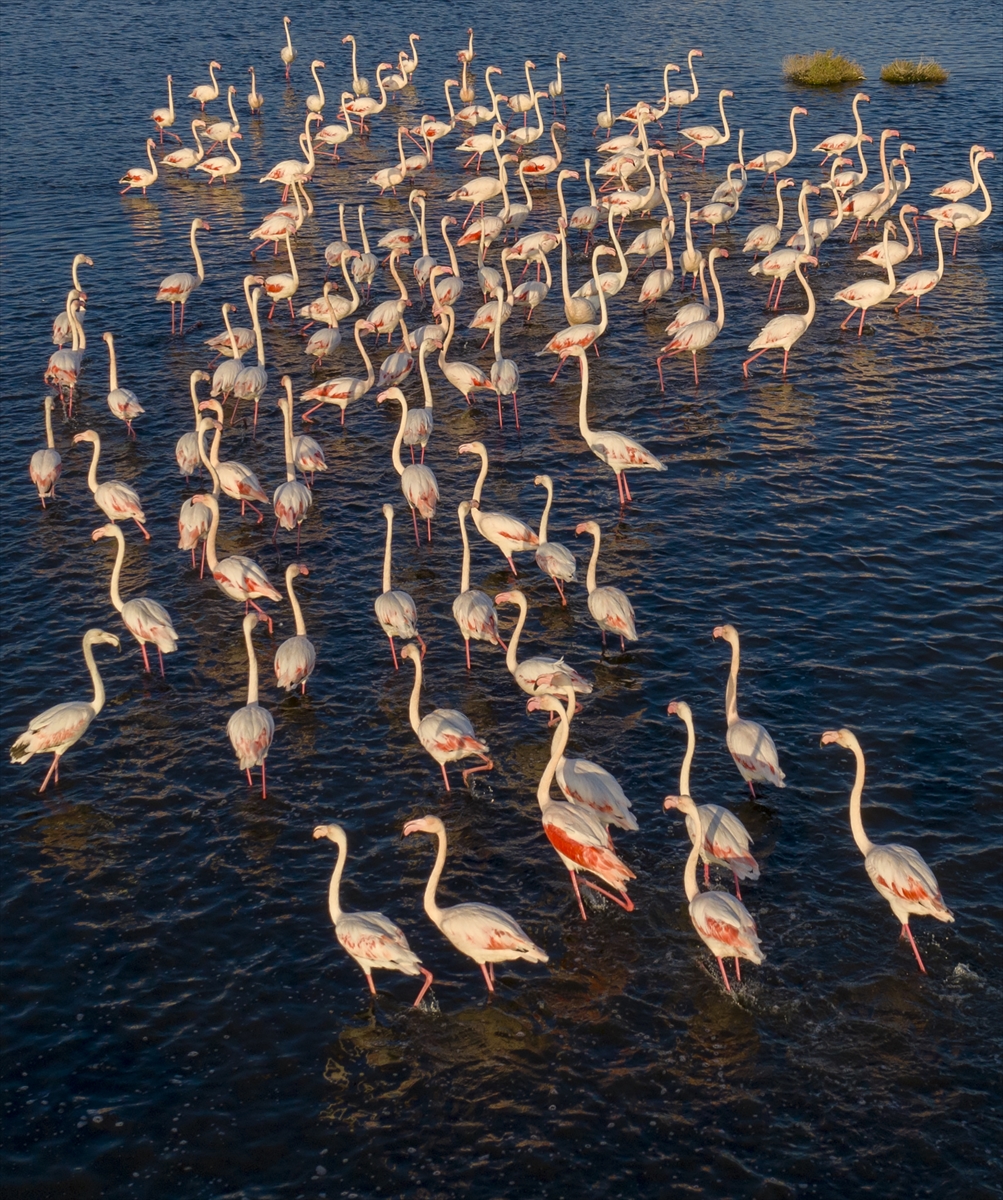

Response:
(427, 518), (432, 544)
(582, 880), (634, 911)
(569, 871), (588, 921)
(465, 638), (472, 670)
(140, 643), (151, 673)
(781, 348), (790, 375)
(411, 506), (420, 547)
(39, 754), (61, 794)
(413, 967), (434, 1007)
(840, 307), (859, 331)
(440, 762), (451, 791)
(622, 474), (633, 503)
(902, 924), (927, 973)
(199, 540), (207, 579)
(245, 768), (253, 787)
(717, 957), (733, 992)
(554, 578), (567, 606)
(748, 781), (757, 799)
(387, 637), (399, 670)
(742, 348), (769, 377)
(858, 307), (866, 337)
(364, 971), (377, 996)
(734, 956), (742, 982)
(733, 873), (743, 901)
(260, 760), (267, 799)
(245, 601), (273, 635)
(692, 354), (700, 386)
(479, 962), (495, 993)
(461, 757), (494, 785)
(496, 390), (504, 429)
(506, 556), (518, 576)
(766, 277), (778, 308)
(190, 548), (197, 569)
(615, 471), (625, 506)
(704, 862), (710, 886)
(158, 647), (165, 678)
(772, 279), (785, 311)
(179, 302), (186, 336)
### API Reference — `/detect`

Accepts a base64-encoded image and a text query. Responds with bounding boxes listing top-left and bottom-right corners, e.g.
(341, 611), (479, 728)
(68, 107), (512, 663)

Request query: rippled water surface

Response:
(2, 1), (1001, 1197)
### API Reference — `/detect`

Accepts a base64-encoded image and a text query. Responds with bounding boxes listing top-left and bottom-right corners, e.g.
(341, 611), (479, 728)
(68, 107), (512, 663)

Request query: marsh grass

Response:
(782, 50), (865, 87)
(880, 58), (949, 84)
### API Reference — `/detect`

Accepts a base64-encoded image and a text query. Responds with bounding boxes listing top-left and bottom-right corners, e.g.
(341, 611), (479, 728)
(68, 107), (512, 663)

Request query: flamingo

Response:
(494, 589), (592, 701)
(230, 287), (268, 429)
(304, 287), (342, 366)
(162, 118), (207, 173)
(274, 564), (316, 693)
(457, 441), (538, 573)
(92, 524), (178, 675)
(227, 613), (274, 798)
(373, 504), (425, 669)
(573, 345), (664, 505)
(192, 491), (282, 630)
(713, 624), (785, 797)
(453, 501), (506, 670)
(745, 105), (808, 180)
(431, 219), (464, 307)
(304, 58), (325, 113)
(664, 700), (759, 897)
(303, 250), (361, 324)
(29, 395), (62, 508)
(247, 66), (263, 113)
(119, 138), (159, 195)
(521, 121), (565, 181)
(813, 92), (870, 164)
(51, 254), (92, 347)
(344, 61), (391, 133)
(447, 127), (507, 225)
(924, 150), (995, 255)
(672, 801), (764, 993)
(894, 218), (949, 311)
(189, 60), (221, 111)
(401, 644), (493, 790)
(637, 218), (676, 308)
(399, 338), (438, 466)
(203, 85), (240, 152)
(73, 429), (149, 538)
(433, 304), (494, 406)
(377, 389), (439, 546)
(456, 27), (476, 65)
(198, 399), (268, 522)
(194, 129), (241, 186)
(291, 423), (327, 485)
(300, 319), (376, 424)
(272, 378), (312, 549)
(743, 177), (794, 257)
(313, 824), (433, 1005)
(929, 143), (987, 201)
(537, 244), (614, 381)
(150, 74), (181, 143)
(10, 629), (120, 793)
(569, 159), (602, 244)
(742, 253), (818, 378)
(678, 89), (733, 163)
(837, 128), (899, 241)
(511, 248), (551, 323)
(314, 93), (354, 159)
(710, 137), (748, 204)
(205, 275), (258, 360)
(750, 181), (819, 309)
(548, 52), (567, 114)
(678, 191), (704, 292)
(664, 261), (710, 337)
(528, 688), (637, 836)
(280, 17), (296, 78)
(856, 204), (918, 267)
(507, 84), (549, 151)
(821, 727), (954, 973)
(155, 218), (210, 334)
(656, 247), (729, 387)
(176, 370), (211, 479)
(262, 230), (299, 321)
(258, 115), (320, 198)
(575, 521), (637, 650)
(507, 59), (539, 124)
(101, 332), (144, 438)
(534, 687), (636, 920)
(177, 418), (215, 577)
(557, 222), (599, 326)
(342, 34), (369, 97)
(488, 285), (520, 429)
(533, 475), (577, 604)
(665, 49), (703, 127)
(832, 220), (898, 336)
(403, 815), (548, 995)
(571, 206), (629, 299)
(594, 83), (614, 137)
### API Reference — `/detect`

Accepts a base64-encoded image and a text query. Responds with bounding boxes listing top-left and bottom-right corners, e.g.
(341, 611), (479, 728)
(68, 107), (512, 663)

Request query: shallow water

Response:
(1, 2), (1001, 1198)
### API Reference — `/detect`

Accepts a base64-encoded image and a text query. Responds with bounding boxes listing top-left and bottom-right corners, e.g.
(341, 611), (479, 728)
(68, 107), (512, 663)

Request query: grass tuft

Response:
(782, 50), (865, 87)
(880, 58), (949, 84)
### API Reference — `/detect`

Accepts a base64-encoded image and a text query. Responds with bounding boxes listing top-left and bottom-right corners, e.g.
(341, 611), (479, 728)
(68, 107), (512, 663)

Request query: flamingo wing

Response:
(865, 845), (954, 921)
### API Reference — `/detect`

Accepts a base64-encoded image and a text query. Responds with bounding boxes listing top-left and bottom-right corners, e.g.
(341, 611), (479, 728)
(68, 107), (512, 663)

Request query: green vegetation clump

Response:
(782, 50), (865, 87)
(880, 58), (949, 84)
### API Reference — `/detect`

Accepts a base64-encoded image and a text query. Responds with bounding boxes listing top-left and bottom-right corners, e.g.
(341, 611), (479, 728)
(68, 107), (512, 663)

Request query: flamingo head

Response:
(526, 694), (560, 715)
(533, 473), (551, 488)
(691, 49), (704, 58)
(457, 440), (485, 457)
(494, 590), (521, 606)
(403, 816), (441, 839)
(313, 824), (346, 844)
(712, 623), (737, 643)
(574, 521), (599, 538)
(663, 793), (697, 815)
(72, 430), (97, 446)
(194, 369), (211, 382)
(400, 643), (421, 665)
(797, 254), (819, 267)
(91, 524), (117, 543)
(666, 700), (692, 720)
(210, 60), (221, 70)
(376, 387), (405, 405)
(794, 106), (808, 116)
(820, 729), (851, 748)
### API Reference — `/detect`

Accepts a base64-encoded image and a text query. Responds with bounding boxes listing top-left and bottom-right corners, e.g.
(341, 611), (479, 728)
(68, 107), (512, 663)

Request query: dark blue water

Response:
(2, 2), (1001, 1198)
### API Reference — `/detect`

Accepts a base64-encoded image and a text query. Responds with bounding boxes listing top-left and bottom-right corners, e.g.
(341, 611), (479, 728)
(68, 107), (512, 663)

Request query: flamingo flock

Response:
(13, 22), (980, 1009)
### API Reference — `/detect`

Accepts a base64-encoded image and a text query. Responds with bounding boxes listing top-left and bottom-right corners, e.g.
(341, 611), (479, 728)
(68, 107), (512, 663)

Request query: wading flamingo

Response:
(342, 33), (369, 97)
(247, 66), (263, 113)
(666, 49), (703, 127)
(73, 430), (149, 538)
(151, 75), (181, 142)
(533, 475), (577, 605)
(894, 218), (948, 311)
(678, 89), (732, 163)
(190, 489), (282, 630)
(575, 521), (637, 650)
(813, 92), (870, 164)
(272, 378), (312, 548)
(45, 294), (86, 410)
(656, 247), (728, 387)
(457, 441), (538, 573)
(374, 504), (425, 669)
(162, 118), (207, 173)
(664, 700), (759, 897)
(198, 399), (268, 522)
(178, 418), (215, 577)
(92, 523), (178, 675)
(10, 629), (120, 793)
(314, 824), (433, 1005)
(378, 389), (439, 546)
(453, 501), (505, 669)
(194, 130), (242, 186)
(746, 105), (808, 180)
(401, 644), (492, 790)
(275, 563), (316, 693)
(403, 815), (548, 995)
(929, 143), (987, 201)
(742, 253), (818, 378)
(573, 345), (664, 505)
(713, 624), (785, 797)
(119, 138), (159, 195)
(30, 395), (62, 507)
(102, 332), (144, 438)
(833, 220), (897, 336)
(821, 727), (954, 973)
(155, 218), (210, 334)
(280, 17), (296, 79)
(300, 319), (376, 424)
(189, 60), (221, 110)
(228, 613), (275, 798)
(537, 244), (614, 381)
(924, 149), (995, 255)
(494, 590), (592, 701)
(51, 254), (92, 346)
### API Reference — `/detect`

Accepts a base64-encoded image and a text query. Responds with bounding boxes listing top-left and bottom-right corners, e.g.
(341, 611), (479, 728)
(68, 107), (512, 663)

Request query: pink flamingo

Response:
(713, 624), (785, 797)
(576, 521), (637, 651)
(227, 613), (275, 798)
(536, 244), (614, 381)
(453, 501), (506, 670)
(92, 523), (178, 675)
(102, 332), (144, 438)
(274, 564), (316, 693)
(155, 218), (210, 334)
(190, 491), (282, 632)
(373, 504), (425, 669)
(494, 590), (592, 702)
(403, 815), (548, 995)
(656, 247), (728, 387)
(272, 379), (312, 549)
(73, 430), (150, 539)
(30, 395), (62, 508)
(457, 442), (538, 574)
(821, 728), (954, 973)
(533, 475), (577, 605)
(378, 389), (439, 546)
(314, 824), (433, 1006)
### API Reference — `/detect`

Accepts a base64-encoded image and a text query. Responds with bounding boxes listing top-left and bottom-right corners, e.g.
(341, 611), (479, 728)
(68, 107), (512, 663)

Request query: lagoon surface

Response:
(1, 1), (1001, 1197)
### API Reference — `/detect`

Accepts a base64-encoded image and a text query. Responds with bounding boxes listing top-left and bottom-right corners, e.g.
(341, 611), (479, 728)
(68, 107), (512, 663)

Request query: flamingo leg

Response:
(506, 556), (518, 576)
(747, 780), (758, 799)
(479, 962), (495, 993)
(692, 353), (700, 386)
(140, 643), (151, 673)
(461, 757), (493, 786)
(902, 923), (927, 973)
(622, 474), (633, 503)
(772, 279), (785, 311)
(415, 632), (427, 659)
(364, 971), (377, 996)
(717, 957), (733, 992)
(246, 768), (253, 787)
(413, 967), (434, 1007)
(464, 638), (472, 670)
(840, 307), (859, 331)
(260, 760), (267, 799)
(411, 506), (420, 547)
(190, 548), (197, 568)
(39, 754), (61, 794)
(704, 861), (710, 886)
(179, 302), (186, 335)
(569, 870), (589, 921)
(245, 601), (273, 635)
(581, 880), (634, 912)
(742, 348), (769, 378)
(554, 578), (567, 606)
(199, 540), (207, 579)
(388, 637), (399, 670)
(426, 518), (432, 545)
(439, 762), (451, 791)
(858, 307), (867, 337)
(781, 348), (790, 375)
(734, 956), (742, 982)
(158, 647), (165, 677)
